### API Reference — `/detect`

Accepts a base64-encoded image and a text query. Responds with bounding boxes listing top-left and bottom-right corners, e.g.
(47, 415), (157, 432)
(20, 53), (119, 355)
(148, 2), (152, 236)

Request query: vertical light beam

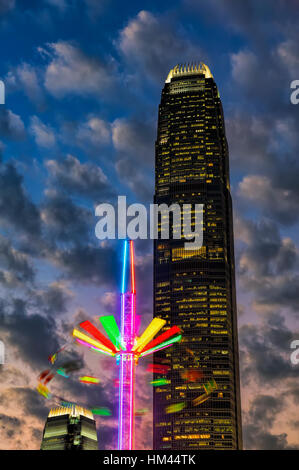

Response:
(121, 240), (128, 294)
(130, 240), (135, 294)
(118, 240), (136, 449)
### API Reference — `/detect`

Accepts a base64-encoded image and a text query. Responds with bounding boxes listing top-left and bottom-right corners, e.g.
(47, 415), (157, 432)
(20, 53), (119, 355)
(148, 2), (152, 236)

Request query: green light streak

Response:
(140, 334), (182, 357)
(91, 407), (111, 416)
(150, 378), (170, 386)
(99, 315), (121, 349)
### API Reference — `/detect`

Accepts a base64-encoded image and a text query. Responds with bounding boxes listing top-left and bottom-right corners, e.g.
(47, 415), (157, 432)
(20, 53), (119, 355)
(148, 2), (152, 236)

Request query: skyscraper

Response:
(40, 405), (98, 450)
(153, 63), (242, 449)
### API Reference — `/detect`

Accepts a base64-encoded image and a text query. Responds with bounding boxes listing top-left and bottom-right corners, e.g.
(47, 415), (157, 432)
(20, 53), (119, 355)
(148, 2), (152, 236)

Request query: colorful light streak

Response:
(140, 343), (172, 357)
(150, 378), (171, 386)
(147, 364), (170, 374)
(91, 407), (111, 416)
(48, 354), (57, 364)
(37, 383), (51, 399)
(165, 402), (186, 414)
(73, 240), (182, 450)
(90, 345), (115, 357)
(193, 393), (209, 406)
(132, 317), (166, 353)
(75, 337), (116, 357)
(39, 370), (50, 381)
(141, 325), (181, 353)
(72, 328), (115, 356)
(56, 368), (69, 378)
(135, 408), (149, 416)
(60, 401), (74, 408)
(181, 369), (203, 382)
(80, 320), (118, 353)
(140, 334), (182, 357)
(79, 376), (100, 384)
(99, 315), (121, 349)
(203, 378), (217, 394)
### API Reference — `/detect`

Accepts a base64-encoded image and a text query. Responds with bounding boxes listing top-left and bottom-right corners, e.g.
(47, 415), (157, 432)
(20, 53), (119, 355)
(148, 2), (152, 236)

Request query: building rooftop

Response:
(48, 404), (94, 420)
(165, 62), (213, 83)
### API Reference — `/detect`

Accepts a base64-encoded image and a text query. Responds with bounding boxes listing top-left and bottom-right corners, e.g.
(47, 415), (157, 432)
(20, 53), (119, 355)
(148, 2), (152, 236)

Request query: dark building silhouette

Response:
(153, 63), (242, 449)
(40, 405), (98, 450)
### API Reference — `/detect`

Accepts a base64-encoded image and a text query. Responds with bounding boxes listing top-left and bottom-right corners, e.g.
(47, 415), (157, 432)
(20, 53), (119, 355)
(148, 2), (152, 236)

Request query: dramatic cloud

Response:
(239, 312), (297, 384)
(278, 38), (299, 77)
(5, 63), (45, 107)
(60, 115), (111, 153)
(30, 116), (56, 148)
(115, 157), (153, 201)
(235, 216), (299, 314)
(238, 175), (299, 225)
(0, 414), (21, 442)
(46, 154), (113, 202)
(0, 109), (25, 141)
(226, 113), (272, 171)
(117, 10), (204, 82)
(50, 243), (118, 287)
(40, 41), (115, 98)
(1, 387), (49, 420)
(0, 298), (59, 368)
(227, 111), (299, 225)
(0, 235), (34, 288)
(41, 191), (93, 244)
(243, 394), (298, 450)
(76, 116), (111, 146)
(32, 281), (72, 317)
(0, 162), (41, 237)
(112, 117), (155, 165)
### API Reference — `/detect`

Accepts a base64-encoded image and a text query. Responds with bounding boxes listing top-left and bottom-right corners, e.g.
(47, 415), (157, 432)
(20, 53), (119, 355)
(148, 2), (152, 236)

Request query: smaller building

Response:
(40, 404), (98, 450)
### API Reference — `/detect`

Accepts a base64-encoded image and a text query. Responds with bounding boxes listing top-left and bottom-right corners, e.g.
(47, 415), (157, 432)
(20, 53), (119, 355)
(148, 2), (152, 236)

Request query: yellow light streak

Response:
(72, 328), (115, 355)
(132, 318), (166, 353)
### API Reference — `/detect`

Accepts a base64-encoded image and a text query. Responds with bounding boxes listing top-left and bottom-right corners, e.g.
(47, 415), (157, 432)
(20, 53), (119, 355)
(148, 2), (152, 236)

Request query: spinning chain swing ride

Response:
(38, 240), (182, 450)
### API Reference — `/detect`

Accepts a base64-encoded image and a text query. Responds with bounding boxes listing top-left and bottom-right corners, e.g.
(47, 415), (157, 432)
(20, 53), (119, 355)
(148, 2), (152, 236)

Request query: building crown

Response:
(48, 404), (94, 420)
(165, 62), (213, 83)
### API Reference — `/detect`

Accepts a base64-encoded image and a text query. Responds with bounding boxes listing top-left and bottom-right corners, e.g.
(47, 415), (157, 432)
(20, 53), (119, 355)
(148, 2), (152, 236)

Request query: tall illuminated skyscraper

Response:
(40, 405), (98, 450)
(153, 63), (242, 449)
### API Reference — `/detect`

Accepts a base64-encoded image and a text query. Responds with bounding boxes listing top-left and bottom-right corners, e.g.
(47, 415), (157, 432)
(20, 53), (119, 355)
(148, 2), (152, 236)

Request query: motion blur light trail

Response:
(147, 364), (170, 374)
(150, 378), (171, 386)
(91, 407), (112, 416)
(36, 240), (182, 449)
(73, 240), (182, 450)
(36, 344), (109, 415)
(79, 376), (101, 384)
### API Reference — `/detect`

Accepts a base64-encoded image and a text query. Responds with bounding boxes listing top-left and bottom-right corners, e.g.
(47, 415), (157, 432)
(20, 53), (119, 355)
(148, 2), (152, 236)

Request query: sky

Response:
(0, 0), (299, 450)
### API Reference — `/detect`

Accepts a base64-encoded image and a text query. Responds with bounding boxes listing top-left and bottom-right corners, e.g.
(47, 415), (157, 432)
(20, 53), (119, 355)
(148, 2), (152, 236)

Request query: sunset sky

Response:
(0, 0), (298, 450)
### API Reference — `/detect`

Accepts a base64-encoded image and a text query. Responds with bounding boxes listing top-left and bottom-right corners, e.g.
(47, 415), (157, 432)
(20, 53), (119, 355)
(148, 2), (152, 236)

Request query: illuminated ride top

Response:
(72, 240), (182, 450)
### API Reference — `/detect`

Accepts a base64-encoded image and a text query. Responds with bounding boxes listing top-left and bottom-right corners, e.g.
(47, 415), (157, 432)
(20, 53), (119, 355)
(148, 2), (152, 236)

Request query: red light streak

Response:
(79, 320), (118, 353)
(140, 325), (181, 353)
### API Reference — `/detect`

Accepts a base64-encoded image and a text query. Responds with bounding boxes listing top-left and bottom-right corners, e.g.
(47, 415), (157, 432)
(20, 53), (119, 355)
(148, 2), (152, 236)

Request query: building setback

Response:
(40, 405), (98, 450)
(153, 63), (242, 449)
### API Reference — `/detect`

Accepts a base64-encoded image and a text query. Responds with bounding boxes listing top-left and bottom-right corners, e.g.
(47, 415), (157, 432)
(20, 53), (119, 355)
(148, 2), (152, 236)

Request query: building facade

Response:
(153, 63), (242, 449)
(40, 405), (98, 450)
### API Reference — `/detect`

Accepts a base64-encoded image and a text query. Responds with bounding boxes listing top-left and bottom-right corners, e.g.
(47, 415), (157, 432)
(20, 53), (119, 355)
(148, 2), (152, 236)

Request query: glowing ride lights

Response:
(72, 240), (182, 450)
